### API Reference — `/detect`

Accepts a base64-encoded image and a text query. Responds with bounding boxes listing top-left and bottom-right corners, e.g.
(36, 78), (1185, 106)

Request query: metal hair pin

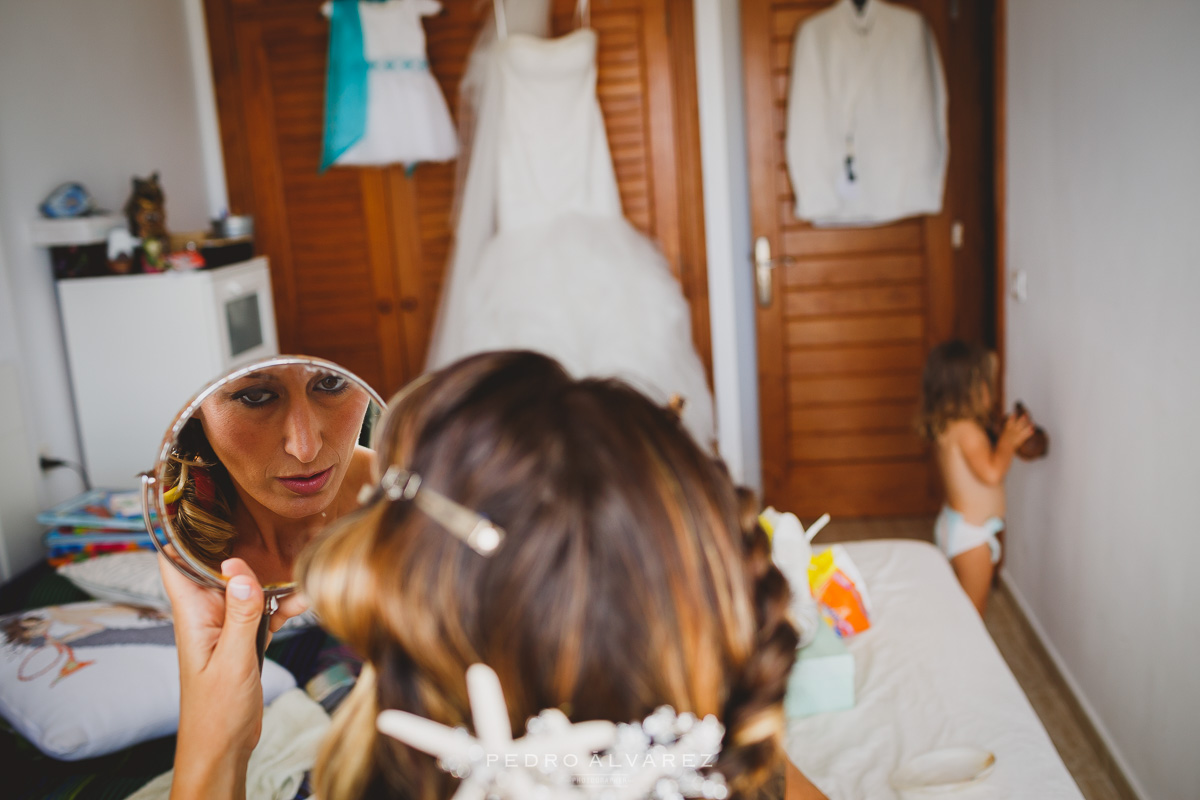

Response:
(377, 465), (505, 556)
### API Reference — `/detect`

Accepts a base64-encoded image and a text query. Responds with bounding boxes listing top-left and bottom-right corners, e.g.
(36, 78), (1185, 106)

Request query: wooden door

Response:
(742, 0), (996, 517)
(205, 0), (424, 393)
(205, 0), (711, 399)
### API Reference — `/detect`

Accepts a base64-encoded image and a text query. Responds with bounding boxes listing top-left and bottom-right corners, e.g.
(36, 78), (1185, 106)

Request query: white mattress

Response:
(784, 539), (1083, 800)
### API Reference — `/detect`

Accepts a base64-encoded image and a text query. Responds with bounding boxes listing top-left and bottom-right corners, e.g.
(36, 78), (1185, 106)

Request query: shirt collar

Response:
(842, 0), (879, 35)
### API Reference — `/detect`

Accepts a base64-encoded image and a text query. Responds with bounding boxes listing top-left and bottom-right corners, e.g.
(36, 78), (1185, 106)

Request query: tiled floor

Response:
(810, 516), (1134, 800)
(813, 515), (935, 545)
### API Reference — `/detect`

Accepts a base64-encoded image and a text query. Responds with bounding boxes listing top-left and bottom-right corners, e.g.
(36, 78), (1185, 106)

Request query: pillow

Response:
(0, 601), (296, 760)
(58, 551), (170, 608)
(59, 552), (319, 634)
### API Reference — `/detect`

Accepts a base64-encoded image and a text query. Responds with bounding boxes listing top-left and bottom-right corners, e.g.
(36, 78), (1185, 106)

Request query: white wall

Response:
(0, 0), (212, 576)
(0, 231), (43, 579)
(1004, 2), (1200, 799)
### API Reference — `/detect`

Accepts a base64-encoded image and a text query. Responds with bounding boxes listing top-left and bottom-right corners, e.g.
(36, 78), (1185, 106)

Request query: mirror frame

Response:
(141, 354), (385, 597)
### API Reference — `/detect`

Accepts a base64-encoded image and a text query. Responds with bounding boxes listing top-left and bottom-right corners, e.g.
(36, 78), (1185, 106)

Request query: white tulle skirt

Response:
(427, 213), (715, 448)
(335, 69), (458, 166)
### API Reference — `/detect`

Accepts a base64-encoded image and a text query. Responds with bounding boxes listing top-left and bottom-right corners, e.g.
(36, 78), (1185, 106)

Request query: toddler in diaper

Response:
(935, 506), (1003, 564)
(919, 341), (1033, 615)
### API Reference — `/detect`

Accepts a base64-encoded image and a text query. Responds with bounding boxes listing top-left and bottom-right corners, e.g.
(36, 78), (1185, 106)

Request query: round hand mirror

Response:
(142, 356), (383, 602)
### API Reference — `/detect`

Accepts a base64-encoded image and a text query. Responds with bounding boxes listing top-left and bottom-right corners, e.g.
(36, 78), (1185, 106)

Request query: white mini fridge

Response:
(58, 258), (279, 489)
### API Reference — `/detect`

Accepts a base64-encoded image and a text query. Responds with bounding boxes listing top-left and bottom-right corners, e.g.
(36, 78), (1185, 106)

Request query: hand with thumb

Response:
(159, 555), (269, 798)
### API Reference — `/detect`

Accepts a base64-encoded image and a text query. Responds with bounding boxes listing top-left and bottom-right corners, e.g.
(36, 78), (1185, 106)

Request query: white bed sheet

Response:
(784, 539), (1083, 800)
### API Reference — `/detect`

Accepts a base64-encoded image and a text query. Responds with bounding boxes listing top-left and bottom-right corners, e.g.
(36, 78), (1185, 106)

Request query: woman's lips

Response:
(277, 466), (334, 496)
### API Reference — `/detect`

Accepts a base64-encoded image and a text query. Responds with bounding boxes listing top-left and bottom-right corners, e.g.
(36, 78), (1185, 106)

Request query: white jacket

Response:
(785, 0), (947, 227)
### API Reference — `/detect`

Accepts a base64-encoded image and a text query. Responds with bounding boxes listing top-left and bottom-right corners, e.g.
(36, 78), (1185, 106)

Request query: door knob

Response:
(754, 235), (775, 308)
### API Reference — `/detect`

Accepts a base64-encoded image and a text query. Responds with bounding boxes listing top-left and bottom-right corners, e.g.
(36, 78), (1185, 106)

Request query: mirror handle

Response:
(256, 595), (279, 671)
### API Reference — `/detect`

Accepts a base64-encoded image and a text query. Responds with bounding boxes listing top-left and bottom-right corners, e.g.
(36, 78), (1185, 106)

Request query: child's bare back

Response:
(937, 419), (1008, 524)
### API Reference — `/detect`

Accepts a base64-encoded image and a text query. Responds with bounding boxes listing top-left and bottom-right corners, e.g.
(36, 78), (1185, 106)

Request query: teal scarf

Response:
(319, 0), (369, 172)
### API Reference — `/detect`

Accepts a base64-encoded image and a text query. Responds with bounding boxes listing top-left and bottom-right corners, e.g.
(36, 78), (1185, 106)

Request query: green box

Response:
(784, 620), (855, 718)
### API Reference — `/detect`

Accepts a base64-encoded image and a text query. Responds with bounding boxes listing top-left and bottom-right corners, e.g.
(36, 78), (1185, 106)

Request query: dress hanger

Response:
(852, 0), (869, 12)
(577, 0), (591, 29)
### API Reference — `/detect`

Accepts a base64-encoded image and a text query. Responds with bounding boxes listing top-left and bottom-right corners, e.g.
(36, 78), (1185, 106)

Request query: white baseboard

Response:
(999, 571), (1149, 800)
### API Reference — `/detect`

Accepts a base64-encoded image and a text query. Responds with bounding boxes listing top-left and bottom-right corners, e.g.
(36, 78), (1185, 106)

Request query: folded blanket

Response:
(127, 688), (330, 800)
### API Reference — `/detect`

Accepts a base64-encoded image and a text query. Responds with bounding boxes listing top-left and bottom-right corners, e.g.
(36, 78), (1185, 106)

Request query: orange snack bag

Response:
(808, 546), (872, 638)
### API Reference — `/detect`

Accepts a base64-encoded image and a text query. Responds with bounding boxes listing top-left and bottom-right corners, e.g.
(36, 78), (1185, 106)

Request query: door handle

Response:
(754, 235), (775, 308)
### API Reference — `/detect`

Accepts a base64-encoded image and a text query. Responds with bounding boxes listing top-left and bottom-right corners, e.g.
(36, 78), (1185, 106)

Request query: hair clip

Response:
(377, 465), (505, 556)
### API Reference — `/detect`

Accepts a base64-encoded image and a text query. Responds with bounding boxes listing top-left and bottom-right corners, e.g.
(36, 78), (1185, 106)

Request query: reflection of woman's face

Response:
(199, 367), (370, 521)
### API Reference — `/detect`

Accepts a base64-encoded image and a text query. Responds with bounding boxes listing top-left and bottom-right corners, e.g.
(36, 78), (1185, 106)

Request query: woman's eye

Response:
(232, 388), (276, 407)
(315, 375), (349, 393)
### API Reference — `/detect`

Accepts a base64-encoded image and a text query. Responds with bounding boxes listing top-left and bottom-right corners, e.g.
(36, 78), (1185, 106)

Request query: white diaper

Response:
(934, 506), (1003, 564)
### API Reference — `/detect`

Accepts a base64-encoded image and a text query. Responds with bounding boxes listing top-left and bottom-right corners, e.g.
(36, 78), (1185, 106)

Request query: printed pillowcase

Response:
(0, 601), (295, 760)
(58, 552), (319, 634)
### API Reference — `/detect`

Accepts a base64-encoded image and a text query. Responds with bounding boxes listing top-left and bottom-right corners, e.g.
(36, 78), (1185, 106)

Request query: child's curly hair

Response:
(918, 340), (996, 440)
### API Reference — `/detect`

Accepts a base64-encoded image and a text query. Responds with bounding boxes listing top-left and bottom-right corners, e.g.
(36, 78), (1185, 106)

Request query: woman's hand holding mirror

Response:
(144, 356), (384, 663)
(158, 552), (267, 795)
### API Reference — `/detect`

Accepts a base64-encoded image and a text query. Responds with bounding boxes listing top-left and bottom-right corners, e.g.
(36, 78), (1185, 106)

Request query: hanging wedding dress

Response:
(426, 0), (716, 447)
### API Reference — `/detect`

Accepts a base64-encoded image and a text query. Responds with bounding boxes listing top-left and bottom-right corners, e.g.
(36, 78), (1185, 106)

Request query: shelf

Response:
(28, 215), (126, 247)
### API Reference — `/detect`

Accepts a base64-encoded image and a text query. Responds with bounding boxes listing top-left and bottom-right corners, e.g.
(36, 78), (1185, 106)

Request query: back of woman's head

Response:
(918, 339), (996, 440)
(299, 351), (797, 800)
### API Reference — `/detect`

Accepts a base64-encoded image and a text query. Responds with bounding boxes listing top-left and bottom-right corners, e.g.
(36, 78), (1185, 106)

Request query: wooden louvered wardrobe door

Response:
(742, 0), (997, 516)
(206, 2), (414, 394)
(206, 0), (710, 400)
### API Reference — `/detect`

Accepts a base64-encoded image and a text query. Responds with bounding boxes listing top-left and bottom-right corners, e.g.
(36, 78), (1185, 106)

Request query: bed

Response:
(4, 539), (1082, 799)
(783, 539), (1084, 800)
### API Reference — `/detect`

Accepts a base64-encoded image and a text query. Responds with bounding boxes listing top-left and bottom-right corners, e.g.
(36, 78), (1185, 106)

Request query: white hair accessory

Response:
(377, 664), (729, 800)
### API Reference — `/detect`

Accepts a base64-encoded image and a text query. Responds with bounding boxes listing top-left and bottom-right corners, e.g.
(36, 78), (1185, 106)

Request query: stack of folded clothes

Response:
(38, 490), (156, 566)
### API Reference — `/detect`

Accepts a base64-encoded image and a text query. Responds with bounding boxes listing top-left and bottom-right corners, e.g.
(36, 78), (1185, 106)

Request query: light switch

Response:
(1010, 269), (1028, 303)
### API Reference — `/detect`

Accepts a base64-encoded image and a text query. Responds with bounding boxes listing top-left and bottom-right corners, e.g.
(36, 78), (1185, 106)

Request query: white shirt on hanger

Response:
(785, 0), (948, 227)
